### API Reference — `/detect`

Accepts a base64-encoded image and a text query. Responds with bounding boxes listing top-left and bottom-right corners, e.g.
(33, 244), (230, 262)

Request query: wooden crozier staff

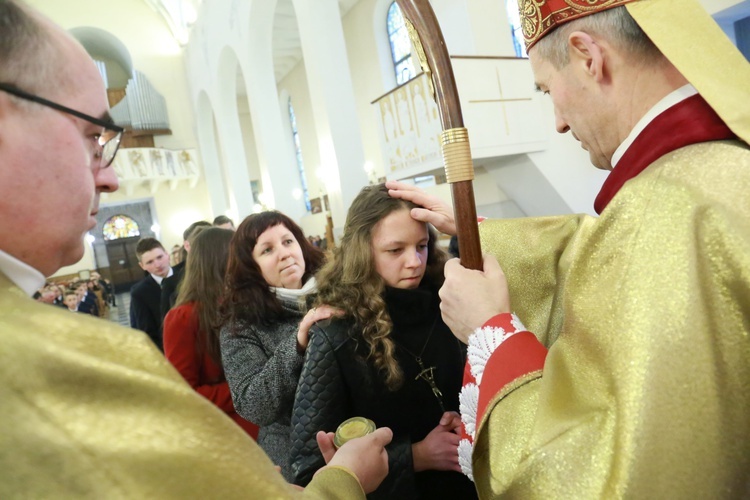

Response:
(396, 0), (482, 271)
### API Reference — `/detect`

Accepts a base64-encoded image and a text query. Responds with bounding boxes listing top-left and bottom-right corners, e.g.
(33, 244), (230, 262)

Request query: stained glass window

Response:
(387, 2), (416, 85)
(102, 214), (140, 241)
(288, 98), (312, 212)
(506, 0), (528, 58)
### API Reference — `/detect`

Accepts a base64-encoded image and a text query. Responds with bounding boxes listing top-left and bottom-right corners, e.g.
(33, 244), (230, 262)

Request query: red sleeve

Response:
(163, 303), (234, 412)
(475, 314), (548, 426)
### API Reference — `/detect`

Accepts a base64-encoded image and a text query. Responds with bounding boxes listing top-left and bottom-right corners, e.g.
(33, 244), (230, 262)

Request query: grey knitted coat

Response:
(220, 297), (305, 482)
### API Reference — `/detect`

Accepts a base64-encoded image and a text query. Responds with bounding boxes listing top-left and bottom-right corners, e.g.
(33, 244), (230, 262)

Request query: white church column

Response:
(195, 92), (230, 218)
(213, 103), (255, 218)
(214, 52), (256, 219)
(244, 0), (306, 222)
(292, 0), (368, 229)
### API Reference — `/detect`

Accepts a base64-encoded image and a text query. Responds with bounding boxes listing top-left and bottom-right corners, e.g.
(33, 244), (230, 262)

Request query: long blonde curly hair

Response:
(314, 184), (447, 390)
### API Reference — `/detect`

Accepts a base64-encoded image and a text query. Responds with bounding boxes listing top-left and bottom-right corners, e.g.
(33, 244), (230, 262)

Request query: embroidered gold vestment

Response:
(473, 140), (750, 498)
(0, 273), (363, 499)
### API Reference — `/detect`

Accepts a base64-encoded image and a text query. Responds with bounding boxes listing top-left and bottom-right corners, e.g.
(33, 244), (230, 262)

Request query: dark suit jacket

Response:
(160, 261), (185, 323)
(130, 275), (163, 351)
(78, 292), (99, 317)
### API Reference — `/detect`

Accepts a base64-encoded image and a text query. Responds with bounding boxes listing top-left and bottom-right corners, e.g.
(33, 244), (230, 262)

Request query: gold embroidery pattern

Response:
(519, 0), (636, 51)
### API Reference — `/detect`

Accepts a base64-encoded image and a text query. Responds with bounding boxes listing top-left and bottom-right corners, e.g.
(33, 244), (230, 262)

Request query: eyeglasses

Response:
(0, 82), (124, 168)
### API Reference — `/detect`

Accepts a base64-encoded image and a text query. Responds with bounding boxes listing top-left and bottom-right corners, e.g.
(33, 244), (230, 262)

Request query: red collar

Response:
(594, 94), (736, 214)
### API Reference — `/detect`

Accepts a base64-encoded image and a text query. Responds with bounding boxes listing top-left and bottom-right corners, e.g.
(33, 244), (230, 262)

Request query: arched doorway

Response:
(102, 214), (145, 293)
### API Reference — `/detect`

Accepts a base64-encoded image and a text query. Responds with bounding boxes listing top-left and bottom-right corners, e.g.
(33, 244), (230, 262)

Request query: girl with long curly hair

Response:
(290, 184), (476, 499)
(219, 211), (335, 482)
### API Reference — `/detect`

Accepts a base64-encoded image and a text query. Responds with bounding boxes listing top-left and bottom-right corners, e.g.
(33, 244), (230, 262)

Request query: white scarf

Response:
(271, 276), (318, 305)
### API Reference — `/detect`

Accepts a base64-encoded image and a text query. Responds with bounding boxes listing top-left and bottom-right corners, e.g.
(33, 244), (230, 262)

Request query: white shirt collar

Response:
(0, 249), (46, 297)
(611, 84), (698, 168)
(150, 267), (173, 285)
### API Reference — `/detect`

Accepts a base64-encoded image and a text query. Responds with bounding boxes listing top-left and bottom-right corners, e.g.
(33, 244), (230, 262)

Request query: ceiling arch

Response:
(271, 0), (360, 82)
(69, 26), (134, 78)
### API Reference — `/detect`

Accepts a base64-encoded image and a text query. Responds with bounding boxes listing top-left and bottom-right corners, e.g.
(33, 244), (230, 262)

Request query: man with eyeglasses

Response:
(0, 1), (390, 497)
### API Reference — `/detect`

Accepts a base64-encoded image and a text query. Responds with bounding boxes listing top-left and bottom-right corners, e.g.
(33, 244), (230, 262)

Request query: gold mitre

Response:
(518, 0), (750, 145)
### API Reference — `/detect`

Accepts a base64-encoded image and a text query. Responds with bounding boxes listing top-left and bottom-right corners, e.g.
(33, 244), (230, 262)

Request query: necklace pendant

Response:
(414, 365), (445, 413)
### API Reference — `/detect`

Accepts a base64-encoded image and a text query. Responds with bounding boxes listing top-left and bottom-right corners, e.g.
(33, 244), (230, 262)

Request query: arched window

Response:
(102, 214), (140, 241)
(387, 2), (416, 85)
(288, 98), (311, 212)
(506, 0), (528, 58)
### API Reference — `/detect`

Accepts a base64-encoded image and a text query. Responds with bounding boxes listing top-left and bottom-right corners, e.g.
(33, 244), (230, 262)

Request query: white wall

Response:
(33, 0), (212, 277)
(52, 244), (97, 279)
(101, 183), (213, 250)
(704, 0), (746, 14)
(37, 0), (745, 274)
(524, 97), (609, 215)
(342, 0), (391, 182)
(237, 95), (262, 186)
(51, 179), (214, 279)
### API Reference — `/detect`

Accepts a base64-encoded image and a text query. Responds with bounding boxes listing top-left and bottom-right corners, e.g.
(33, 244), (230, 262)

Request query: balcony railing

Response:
(372, 56), (547, 180)
(112, 147), (200, 196)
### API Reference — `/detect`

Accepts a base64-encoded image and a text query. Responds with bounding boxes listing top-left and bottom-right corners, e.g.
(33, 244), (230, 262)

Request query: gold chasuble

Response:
(0, 274), (364, 499)
(455, 0), (750, 497)
(470, 141), (750, 497)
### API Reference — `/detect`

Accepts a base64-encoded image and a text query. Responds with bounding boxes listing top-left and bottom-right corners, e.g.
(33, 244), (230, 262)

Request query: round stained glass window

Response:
(102, 214), (140, 241)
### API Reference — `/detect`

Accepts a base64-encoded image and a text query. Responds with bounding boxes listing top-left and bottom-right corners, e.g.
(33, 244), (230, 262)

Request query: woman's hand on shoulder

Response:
(297, 305), (345, 352)
(411, 411), (462, 473)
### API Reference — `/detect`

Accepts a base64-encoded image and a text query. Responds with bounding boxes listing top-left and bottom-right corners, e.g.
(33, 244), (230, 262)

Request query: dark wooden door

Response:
(106, 237), (145, 293)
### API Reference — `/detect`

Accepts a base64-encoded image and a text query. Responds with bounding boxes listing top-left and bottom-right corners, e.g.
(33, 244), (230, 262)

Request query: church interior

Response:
(10, 1), (750, 495)
(29, 0), (749, 304)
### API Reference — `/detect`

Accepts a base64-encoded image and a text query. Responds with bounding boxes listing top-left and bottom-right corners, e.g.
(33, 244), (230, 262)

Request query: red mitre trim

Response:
(475, 314), (548, 426)
(594, 93), (736, 214)
(520, 0), (637, 51)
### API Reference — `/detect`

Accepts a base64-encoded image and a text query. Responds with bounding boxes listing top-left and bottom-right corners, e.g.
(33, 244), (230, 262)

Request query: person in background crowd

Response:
(90, 270), (114, 306)
(130, 237), (171, 350)
(62, 290), (84, 313)
(160, 220), (211, 322)
(1, 1), (391, 496)
(220, 211), (339, 481)
(34, 286), (55, 304)
(291, 184), (476, 499)
(75, 280), (98, 316)
(169, 244), (182, 267)
(447, 235), (458, 259)
(164, 227), (259, 439)
(50, 284), (67, 307)
(213, 215), (235, 231)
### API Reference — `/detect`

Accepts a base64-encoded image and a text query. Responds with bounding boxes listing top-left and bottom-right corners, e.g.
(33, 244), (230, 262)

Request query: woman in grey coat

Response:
(219, 211), (334, 481)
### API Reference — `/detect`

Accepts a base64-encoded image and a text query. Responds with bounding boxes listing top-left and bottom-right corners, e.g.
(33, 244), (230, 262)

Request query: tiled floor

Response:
(109, 292), (131, 327)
